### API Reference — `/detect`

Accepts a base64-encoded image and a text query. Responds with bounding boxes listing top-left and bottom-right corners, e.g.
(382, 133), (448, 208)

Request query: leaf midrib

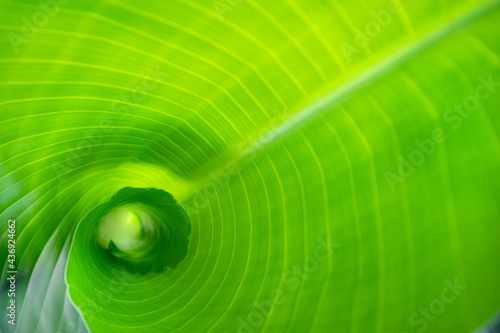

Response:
(173, 0), (500, 202)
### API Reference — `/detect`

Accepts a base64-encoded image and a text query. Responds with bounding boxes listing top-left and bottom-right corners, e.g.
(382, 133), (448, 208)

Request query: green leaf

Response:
(1, 0), (500, 332)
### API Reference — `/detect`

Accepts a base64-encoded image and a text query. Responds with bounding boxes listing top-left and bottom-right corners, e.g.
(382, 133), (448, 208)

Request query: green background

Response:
(1, 0), (499, 332)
